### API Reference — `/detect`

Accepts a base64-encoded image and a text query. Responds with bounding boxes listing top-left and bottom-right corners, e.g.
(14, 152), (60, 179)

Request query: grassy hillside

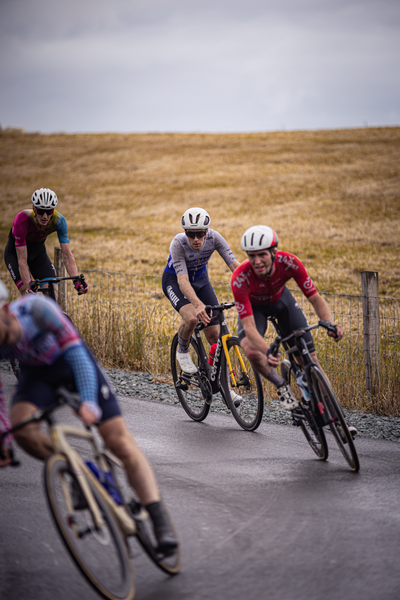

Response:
(1, 127), (399, 297)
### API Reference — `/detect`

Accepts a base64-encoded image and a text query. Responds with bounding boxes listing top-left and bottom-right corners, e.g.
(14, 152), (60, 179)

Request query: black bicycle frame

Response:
(193, 308), (232, 395)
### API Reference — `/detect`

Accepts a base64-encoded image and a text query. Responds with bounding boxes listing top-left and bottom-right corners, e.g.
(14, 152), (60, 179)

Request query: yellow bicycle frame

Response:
(221, 333), (249, 389)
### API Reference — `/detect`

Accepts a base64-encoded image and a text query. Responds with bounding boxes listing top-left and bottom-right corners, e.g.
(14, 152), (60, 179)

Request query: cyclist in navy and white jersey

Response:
(0, 280), (177, 554)
(162, 207), (240, 376)
(4, 188), (88, 297)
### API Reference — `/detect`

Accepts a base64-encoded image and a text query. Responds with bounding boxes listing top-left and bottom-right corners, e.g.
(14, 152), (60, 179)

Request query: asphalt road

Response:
(1, 369), (400, 600)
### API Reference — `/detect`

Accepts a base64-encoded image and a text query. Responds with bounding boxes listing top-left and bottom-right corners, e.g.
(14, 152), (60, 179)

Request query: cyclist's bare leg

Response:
(10, 402), (54, 460)
(240, 336), (273, 379)
(98, 416), (160, 505)
(177, 304), (219, 345)
(204, 324), (219, 345)
(177, 304), (198, 341)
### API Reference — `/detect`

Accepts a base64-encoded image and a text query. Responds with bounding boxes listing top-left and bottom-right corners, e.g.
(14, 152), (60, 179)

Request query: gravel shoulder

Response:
(103, 367), (400, 443)
(2, 361), (399, 442)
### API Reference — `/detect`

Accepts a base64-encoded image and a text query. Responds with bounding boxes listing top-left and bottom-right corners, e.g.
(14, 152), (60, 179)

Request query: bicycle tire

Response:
(171, 333), (211, 422)
(309, 366), (360, 472)
(44, 454), (135, 600)
(220, 336), (264, 431)
(129, 500), (181, 575)
(282, 364), (328, 461)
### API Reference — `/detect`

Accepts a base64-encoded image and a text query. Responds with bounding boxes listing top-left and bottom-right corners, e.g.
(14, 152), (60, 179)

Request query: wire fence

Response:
(1, 266), (400, 415)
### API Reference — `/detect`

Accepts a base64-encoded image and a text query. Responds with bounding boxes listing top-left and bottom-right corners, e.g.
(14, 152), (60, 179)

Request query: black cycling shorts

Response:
(237, 286), (315, 354)
(4, 232), (57, 290)
(12, 355), (121, 424)
(162, 271), (219, 325)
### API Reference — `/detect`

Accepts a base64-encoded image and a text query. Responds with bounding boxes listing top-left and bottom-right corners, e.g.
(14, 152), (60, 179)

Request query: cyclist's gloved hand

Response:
(266, 347), (280, 367)
(79, 401), (102, 426)
(75, 280), (89, 295)
(328, 324), (343, 342)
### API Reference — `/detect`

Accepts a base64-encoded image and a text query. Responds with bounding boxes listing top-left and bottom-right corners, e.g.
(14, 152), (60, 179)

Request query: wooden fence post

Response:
(54, 247), (67, 312)
(361, 271), (380, 398)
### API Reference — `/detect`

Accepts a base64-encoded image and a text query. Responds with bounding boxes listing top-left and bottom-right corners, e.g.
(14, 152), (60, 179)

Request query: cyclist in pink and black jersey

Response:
(4, 188), (88, 297)
(231, 225), (345, 413)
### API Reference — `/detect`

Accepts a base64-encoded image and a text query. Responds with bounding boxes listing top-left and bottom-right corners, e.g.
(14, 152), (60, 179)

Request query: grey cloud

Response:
(0, 0), (399, 132)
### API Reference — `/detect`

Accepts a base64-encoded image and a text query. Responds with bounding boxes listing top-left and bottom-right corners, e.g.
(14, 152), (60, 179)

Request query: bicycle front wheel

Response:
(44, 454), (135, 600)
(220, 336), (264, 431)
(309, 366), (360, 473)
(282, 364), (328, 461)
(293, 404), (328, 461)
(171, 333), (211, 422)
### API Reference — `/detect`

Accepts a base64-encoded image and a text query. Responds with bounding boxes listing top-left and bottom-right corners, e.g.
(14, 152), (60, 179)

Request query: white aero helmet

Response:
(181, 207), (211, 230)
(31, 188), (58, 209)
(0, 279), (9, 310)
(241, 225), (278, 252)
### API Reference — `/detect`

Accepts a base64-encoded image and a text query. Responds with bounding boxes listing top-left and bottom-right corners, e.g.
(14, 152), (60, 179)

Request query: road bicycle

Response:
(171, 302), (264, 431)
(0, 387), (180, 600)
(10, 274), (87, 380)
(268, 318), (360, 473)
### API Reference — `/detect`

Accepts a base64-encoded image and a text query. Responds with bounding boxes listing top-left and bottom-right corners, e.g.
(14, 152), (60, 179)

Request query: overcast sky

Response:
(0, 0), (399, 133)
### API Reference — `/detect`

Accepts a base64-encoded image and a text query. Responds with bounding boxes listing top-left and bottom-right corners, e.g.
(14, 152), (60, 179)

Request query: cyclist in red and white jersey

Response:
(231, 225), (344, 411)
(4, 188), (88, 297)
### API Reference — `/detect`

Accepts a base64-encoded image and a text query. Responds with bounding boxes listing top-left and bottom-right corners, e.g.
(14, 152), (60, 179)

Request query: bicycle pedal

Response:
(175, 379), (188, 391)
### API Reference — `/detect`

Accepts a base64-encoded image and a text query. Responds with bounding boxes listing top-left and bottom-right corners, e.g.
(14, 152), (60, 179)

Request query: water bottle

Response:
(296, 371), (310, 401)
(208, 343), (217, 366)
(86, 461), (123, 505)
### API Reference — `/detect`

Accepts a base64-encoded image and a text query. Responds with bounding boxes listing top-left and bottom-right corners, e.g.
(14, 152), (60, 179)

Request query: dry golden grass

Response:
(1, 127), (399, 297)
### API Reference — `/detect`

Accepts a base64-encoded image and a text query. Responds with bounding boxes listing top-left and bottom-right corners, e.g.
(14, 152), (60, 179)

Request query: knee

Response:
(184, 314), (198, 331)
(240, 341), (260, 365)
(13, 426), (39, 454)
(107, 432), (141, 466)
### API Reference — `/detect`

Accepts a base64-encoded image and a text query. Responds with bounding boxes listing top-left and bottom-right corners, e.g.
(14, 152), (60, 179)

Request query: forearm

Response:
(63, 345), (98, 404)
(229, 260), (241, 272)
(16, 248), (31, 292)
(308, 293), (334, 322)
(62, 252), (79, 277)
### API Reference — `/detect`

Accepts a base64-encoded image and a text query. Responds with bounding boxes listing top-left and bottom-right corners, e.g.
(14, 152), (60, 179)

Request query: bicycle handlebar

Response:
(29, 274), (87, 293)
(0, 387), (82, 465)
(204, 302), (235, 316)
(269, 320), (338, 357)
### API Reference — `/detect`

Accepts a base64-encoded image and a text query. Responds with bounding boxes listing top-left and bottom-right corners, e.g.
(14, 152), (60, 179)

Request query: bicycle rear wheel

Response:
(44, 454), (135, 600)
(129, 500), (181, 575)
(282, 363), (328, 460)
(171, 333), (211, 422)
(309, 366), (360, 472)
(220, 336), (264, 431)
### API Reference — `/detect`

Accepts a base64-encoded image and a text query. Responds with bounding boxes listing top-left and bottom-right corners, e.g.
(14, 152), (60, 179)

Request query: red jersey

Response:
(231, 251), (317, 319)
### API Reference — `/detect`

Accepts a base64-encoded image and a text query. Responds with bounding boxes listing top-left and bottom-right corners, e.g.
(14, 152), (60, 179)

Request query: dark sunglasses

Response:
(185, 230), (207, 239)
(36, 208), (54, 216)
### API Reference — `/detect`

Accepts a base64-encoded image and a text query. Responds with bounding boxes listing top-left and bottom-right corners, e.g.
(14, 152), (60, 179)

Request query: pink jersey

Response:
(231, 251), (317, 319)
(11, 210), (69, 247)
